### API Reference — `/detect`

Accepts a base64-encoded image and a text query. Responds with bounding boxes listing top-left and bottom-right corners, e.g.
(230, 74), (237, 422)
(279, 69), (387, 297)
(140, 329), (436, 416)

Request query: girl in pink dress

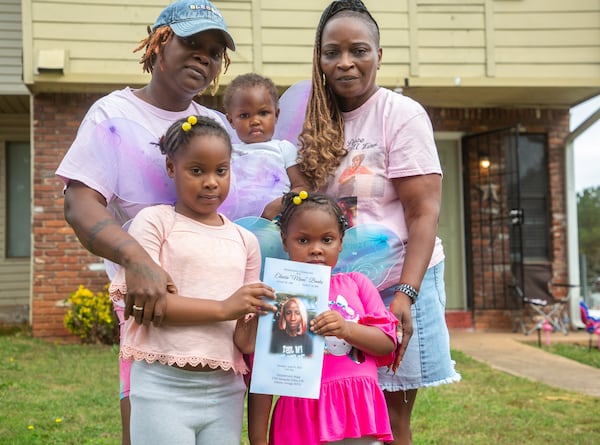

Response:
(263, 191), (398, 445)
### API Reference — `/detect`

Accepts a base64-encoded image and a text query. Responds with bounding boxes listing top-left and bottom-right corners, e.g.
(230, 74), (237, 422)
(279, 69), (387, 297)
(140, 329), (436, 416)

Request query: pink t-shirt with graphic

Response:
(323, 87), (444, 291)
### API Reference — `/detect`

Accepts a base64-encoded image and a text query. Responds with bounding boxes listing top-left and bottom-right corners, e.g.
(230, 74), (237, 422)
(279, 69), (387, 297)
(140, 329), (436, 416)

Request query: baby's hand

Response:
(310, 310), (349, 339)
(222, 283), (276, 320)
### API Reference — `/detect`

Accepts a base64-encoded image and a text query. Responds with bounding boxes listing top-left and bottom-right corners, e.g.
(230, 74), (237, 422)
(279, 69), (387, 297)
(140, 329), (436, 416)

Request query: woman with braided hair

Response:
(296, 1), (461, 444)
(56, 2), (235, 443)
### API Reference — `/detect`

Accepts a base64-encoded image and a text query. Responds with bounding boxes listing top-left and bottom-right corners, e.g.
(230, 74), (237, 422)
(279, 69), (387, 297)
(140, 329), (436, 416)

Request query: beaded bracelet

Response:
(393, 283), (419, 304)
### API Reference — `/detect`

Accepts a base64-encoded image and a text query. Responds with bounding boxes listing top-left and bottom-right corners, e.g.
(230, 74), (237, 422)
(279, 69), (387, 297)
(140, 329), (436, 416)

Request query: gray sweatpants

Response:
(130, 360), (246, 445)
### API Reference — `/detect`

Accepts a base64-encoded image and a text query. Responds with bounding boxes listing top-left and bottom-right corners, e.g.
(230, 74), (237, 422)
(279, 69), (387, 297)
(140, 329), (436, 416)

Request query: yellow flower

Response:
(55, 418), (62, 424)
(27, 425), (34, 430)
(64, 284), (117, 344)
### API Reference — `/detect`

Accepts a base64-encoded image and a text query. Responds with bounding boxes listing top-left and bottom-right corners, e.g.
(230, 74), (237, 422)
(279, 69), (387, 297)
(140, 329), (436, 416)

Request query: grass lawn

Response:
(1, 330), (599, 444)
(522, 339), (600, 369)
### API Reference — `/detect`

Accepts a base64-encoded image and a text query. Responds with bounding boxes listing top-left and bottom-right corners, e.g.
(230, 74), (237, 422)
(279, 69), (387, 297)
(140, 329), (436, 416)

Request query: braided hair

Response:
(158, 115), (232, 159)
(297, 0), (380, 189)
(133, 25), (231, 96)
(276, 191), (348, 237)
(223, 73), (279, 114)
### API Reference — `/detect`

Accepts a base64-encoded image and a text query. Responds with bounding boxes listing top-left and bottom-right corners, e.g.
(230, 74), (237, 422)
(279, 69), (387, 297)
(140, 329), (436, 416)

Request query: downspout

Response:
(564, 107), (600, 329)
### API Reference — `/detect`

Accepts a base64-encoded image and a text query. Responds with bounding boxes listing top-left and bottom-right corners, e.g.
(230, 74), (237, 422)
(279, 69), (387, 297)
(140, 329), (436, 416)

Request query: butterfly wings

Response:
(238, 217), (402, 288)
(90, 117), (177, 206)
(274, 79), (312, 147)
(219, 152), (289, 220)
(334, 224), (403, 288)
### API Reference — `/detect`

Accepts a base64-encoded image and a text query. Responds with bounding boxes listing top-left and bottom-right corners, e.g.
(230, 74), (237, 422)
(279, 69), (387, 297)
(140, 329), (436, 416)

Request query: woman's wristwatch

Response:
(393, 283), (419, 304)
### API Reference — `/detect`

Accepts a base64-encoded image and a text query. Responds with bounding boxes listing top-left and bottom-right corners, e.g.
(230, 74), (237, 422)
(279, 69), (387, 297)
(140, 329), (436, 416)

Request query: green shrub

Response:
(63, 285), (118, 345)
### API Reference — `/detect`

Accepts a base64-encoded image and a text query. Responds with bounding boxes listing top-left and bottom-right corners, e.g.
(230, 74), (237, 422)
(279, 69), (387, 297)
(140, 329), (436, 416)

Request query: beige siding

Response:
(495, 29), (600, 47)
(409, 1), (486, 78)
(0, 115), (31, 318)
(1, 0), (28, 94)
(493, 0), (600, 78)
(253, 2), (411, 85)
(23, 0), (257, 87)
(493, 0), (600, 13)
(495, 11), (599, 29)
(23, 0), (600, 96)
(241, 3), (319, 85)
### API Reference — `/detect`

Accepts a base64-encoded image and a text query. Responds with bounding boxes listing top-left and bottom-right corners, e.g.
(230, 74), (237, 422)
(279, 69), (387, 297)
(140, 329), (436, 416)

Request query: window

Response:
(6, 141), (31, 257)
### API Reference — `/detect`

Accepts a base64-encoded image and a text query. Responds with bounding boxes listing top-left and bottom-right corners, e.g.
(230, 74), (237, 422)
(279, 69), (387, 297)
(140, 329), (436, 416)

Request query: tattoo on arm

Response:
(129, 262), (160, 281)
(112, 239), (138, 265)
(85, 218), (121, 249)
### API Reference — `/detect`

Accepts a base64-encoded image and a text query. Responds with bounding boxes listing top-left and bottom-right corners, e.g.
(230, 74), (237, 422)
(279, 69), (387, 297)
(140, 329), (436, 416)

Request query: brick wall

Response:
(31, 93), (571, 339)
(32, 93), (104, 340)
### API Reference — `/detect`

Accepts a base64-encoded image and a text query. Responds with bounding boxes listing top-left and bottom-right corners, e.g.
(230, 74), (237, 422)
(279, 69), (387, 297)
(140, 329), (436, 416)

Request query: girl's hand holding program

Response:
(310, 310), (349, 339)
(222, 283), (276, 320)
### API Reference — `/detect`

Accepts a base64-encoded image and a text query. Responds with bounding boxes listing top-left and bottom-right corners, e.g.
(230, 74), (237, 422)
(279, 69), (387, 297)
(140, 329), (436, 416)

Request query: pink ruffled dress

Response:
(269, 272), (397, 444)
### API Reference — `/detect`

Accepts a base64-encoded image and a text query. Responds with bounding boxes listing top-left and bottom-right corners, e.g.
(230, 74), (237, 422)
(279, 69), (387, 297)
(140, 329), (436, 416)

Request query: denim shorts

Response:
(377, 261), (461, 391)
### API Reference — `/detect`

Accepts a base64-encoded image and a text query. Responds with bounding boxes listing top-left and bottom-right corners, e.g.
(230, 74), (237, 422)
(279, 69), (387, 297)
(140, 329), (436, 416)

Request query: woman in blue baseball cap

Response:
(136, 0), (235, 107)
(56, 1), (235, 444)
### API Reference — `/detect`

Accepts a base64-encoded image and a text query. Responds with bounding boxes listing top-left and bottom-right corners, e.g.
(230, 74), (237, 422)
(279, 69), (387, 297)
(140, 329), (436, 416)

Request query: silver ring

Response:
(396, 330), (403, 344)
(133, 305), (144, 311)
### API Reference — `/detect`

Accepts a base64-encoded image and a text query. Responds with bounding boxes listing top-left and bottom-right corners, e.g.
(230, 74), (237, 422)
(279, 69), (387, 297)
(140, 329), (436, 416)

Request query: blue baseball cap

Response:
(152, 0), (236, 51)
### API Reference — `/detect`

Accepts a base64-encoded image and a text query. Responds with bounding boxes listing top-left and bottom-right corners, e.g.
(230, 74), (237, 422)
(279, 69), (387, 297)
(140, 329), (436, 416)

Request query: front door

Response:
(462, 127), (522, 312)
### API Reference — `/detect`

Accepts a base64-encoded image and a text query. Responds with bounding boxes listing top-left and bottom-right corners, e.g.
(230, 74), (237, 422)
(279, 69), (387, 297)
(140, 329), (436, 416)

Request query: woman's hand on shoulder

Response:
(221, 283), (276, 320)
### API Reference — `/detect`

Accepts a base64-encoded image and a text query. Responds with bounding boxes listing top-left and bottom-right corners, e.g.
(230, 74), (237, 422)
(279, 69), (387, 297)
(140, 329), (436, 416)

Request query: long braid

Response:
(133, 25), (231, 95)
(298, 0), (380, 190)
(297, 47), (346, 190)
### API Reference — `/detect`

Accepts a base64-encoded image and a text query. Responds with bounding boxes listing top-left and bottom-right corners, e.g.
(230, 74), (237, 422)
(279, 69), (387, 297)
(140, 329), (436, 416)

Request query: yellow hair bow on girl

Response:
(181, 115), (198, 132)
(293, 190), (309, 205)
